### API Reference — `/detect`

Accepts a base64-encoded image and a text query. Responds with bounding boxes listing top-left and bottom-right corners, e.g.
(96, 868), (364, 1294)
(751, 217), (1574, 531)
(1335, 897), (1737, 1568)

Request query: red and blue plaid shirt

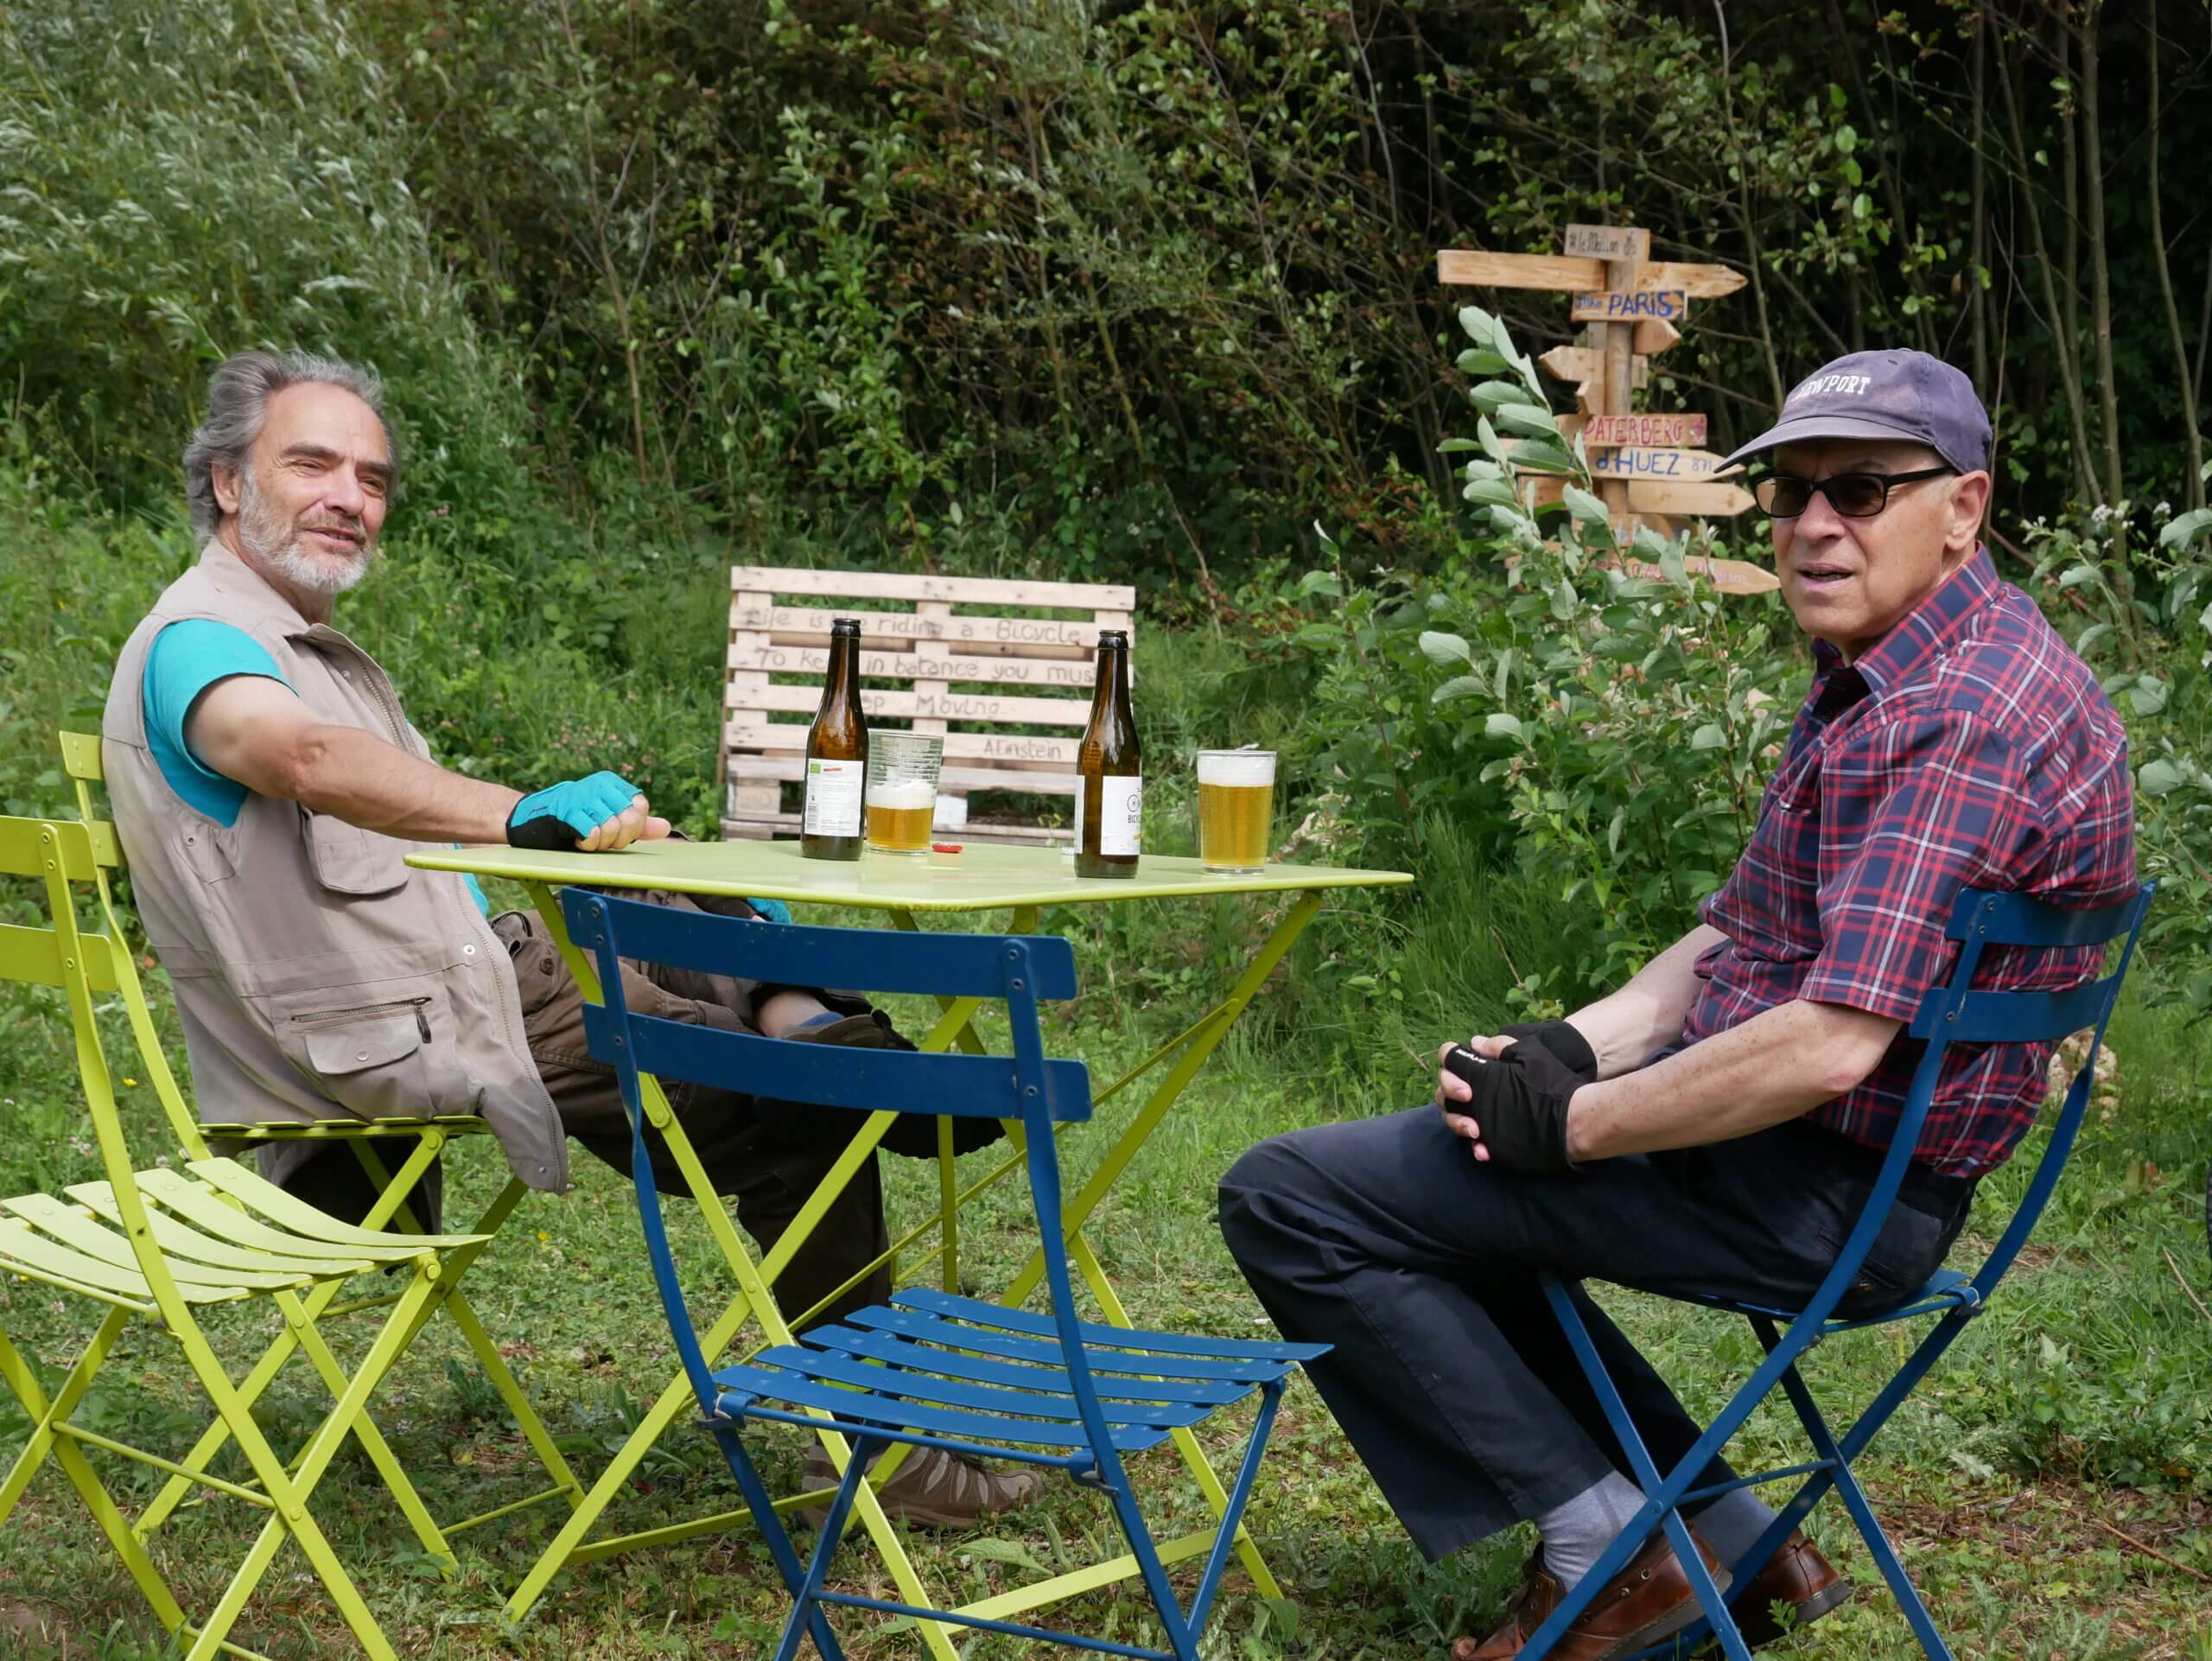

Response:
(1684, 549), (2136, 1177)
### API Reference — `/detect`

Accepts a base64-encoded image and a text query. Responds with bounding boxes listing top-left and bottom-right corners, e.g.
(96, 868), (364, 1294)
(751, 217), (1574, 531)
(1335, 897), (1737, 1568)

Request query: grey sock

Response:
(1535, 1472), (1649, 1590)
(1692, 1486), (1780, 1572)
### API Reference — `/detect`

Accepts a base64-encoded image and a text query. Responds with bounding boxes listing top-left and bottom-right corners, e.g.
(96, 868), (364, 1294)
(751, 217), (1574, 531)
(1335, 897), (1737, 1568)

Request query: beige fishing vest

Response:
(100, 539), (569, 1194)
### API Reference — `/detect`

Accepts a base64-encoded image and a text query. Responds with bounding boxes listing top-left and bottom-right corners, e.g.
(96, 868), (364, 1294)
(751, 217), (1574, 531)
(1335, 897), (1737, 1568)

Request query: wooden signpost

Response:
(1439, 223), (1777, 594)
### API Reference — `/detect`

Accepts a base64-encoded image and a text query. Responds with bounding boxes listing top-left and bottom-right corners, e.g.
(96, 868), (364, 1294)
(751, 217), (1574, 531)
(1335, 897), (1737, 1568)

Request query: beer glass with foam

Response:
(1196, 749), (1275, 872)
(864, 730), (944, 855)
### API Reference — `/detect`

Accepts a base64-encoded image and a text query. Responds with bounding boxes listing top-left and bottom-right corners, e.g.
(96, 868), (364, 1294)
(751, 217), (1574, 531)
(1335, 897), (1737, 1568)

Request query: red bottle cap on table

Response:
(932, 842), (963, 853)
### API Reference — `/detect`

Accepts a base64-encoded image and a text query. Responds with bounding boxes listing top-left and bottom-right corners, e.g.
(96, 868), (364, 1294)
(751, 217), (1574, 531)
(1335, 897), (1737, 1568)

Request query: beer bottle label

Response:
(1099, 775), (1142, 856)
(803, 758), (863, 836)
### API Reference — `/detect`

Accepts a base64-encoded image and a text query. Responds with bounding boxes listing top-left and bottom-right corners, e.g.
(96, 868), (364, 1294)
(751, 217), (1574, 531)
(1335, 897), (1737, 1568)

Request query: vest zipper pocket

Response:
(291, 996), (434, 1043)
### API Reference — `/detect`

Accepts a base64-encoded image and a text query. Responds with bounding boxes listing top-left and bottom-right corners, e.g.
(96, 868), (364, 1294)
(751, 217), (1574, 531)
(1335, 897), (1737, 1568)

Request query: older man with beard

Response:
(97, 350), (1040, 1526)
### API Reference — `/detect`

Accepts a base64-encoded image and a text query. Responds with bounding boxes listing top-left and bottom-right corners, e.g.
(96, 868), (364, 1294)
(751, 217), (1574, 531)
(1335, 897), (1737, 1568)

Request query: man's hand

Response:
(507, 772), (672, 851)
(1496, 1019), (1599, 1084)
(1433, 1036), (1587, 1172)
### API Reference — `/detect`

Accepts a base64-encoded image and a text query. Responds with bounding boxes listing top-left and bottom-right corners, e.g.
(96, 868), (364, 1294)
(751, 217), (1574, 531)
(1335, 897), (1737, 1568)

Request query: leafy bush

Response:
(2022, 473), (2212, 1018)
(1263, 308), (1803, 996)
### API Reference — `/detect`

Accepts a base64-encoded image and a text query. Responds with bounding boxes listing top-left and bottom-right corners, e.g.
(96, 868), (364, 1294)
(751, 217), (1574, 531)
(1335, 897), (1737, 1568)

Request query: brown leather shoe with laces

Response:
(1452, 1530), (1730, 1661)
(1723, 1530), (1853, 1648)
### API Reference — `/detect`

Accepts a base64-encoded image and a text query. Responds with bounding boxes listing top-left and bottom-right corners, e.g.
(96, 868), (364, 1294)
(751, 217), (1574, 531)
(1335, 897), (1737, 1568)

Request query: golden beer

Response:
(865, 780), (937, 855)
(1197, 750), (1275, 871)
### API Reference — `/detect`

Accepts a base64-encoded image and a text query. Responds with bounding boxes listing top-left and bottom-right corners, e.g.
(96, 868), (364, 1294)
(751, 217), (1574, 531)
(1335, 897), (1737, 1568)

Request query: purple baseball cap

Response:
(1720, 348), (1993, 476)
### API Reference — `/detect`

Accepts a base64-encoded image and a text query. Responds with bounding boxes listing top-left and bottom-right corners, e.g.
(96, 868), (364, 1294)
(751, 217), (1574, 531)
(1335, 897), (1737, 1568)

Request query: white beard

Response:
(236, 468), (375, 596)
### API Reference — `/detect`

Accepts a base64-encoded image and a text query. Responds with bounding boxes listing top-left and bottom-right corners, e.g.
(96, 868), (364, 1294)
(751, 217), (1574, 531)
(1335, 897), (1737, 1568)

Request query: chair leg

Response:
(774, 1435), (886, 1661)
(174, 1260), (448, 1660)
(1072, 1231), (1289, 1602)
(1751, 1320), (1955, 1661)
(1185, 1378), (1286, 1645)
(1516, 1279), (1753, 1661)
(0, 1314), (190, 1637)
(706, 1419), (845, 1661)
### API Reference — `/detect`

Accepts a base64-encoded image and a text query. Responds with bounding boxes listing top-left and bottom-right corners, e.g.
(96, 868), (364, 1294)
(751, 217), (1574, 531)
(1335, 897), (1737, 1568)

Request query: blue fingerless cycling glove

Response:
(507, 771), (644, 850)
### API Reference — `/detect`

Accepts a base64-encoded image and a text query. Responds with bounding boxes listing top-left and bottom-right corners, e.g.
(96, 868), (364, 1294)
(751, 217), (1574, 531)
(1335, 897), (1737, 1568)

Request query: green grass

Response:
(2, 932), (2209, 1660)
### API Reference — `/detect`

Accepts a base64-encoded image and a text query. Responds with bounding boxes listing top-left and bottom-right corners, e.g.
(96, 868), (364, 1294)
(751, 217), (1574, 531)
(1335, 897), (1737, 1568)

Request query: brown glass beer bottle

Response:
(801, 618), (868, 861)
(1076, 629), (1141, 878)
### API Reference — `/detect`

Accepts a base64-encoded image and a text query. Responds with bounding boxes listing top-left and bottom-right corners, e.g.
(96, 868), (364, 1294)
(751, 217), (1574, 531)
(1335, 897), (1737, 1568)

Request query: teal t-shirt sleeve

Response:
(142, 620), (291, 826)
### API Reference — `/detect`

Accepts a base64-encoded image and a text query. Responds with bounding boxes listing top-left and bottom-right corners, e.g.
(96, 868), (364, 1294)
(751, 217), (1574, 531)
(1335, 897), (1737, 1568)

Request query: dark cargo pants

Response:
(1217, 1106), (1971, 1562)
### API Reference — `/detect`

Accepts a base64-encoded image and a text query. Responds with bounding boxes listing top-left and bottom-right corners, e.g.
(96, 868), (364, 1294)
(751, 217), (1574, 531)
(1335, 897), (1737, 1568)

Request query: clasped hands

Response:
(1433, 1019), (1599, 1173)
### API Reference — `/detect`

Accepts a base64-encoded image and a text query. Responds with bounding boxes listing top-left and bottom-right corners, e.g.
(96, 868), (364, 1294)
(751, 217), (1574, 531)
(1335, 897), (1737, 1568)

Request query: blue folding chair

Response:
(563, 888), (1327, 1661)
(1518, 881), (2154, 1661)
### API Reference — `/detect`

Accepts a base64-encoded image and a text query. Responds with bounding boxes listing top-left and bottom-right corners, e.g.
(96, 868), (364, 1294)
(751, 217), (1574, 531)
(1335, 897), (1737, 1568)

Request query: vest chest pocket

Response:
(302, 811), (410, 896)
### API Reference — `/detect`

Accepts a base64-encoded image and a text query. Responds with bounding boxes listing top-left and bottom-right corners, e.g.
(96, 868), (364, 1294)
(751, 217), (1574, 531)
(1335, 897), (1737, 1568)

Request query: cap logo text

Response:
(1789, 372), (1873, 404)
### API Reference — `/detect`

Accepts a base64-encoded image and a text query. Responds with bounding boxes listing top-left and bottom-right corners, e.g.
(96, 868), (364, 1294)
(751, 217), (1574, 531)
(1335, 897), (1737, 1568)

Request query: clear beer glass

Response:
(864, 730), (944, 856)
(1196, 748), (1275, 872)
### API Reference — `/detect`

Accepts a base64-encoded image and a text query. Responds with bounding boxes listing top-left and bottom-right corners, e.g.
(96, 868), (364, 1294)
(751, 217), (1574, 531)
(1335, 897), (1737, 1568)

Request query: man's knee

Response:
(1217, 1127), (1332, 1259)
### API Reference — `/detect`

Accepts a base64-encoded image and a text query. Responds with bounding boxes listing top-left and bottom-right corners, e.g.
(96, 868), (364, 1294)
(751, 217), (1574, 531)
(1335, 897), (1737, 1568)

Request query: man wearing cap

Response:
(1219, 350), (2136, 1658)
(100, 349), (1041, 1526)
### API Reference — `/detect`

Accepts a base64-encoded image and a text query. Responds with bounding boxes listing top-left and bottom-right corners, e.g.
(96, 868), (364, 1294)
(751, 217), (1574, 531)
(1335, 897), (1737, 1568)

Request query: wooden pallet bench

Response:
(721, 566), (1136, 845)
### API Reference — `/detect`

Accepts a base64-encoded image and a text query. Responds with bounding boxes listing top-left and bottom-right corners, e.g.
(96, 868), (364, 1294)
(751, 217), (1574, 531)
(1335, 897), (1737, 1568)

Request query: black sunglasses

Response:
(1751, 465), (1954, 519)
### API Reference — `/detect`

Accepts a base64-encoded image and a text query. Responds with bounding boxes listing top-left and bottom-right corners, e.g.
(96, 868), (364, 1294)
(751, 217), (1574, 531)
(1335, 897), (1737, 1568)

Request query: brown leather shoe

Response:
(1452, 1530), (1731, 1661)
(1724, 1531), (1853, 1647)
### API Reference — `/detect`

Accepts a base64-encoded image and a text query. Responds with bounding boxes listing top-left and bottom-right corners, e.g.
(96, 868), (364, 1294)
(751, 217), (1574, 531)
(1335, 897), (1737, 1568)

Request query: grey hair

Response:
(181, 351), (395, 538)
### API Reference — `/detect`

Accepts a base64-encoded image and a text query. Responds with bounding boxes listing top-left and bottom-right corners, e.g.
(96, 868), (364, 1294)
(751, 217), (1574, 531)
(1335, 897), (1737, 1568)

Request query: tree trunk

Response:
(2143, 17), (2206, 510)
(2075, 2), (2124, 508)
(2056, 23), (2082, 388)
(1969, 4), (1990, 391)
(1999, 27), (2100, 504)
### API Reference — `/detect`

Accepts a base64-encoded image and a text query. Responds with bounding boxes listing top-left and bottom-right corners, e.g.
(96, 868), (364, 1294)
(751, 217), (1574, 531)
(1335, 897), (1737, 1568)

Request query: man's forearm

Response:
(1562, 922), (1727, 1079)
(291, 723), (521, 843)
(1564, 997), (1900, 1161)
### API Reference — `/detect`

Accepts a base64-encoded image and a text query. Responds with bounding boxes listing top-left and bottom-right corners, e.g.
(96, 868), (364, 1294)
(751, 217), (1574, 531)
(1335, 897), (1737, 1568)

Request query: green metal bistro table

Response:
(406, 837), (1410, 1645)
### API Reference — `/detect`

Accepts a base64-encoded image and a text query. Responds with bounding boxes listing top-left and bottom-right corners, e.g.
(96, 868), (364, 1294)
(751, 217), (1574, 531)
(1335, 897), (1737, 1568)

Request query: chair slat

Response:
(585, 1004), (1090, 1124)
(183, 1160), (484, 1250)
(712, 1363), (1176, 1453)
(843, 1304), (1292, 1385)
(105, 1172), (429, 1263)
(898, 1287), (1328, 1364)
(563, 892), (1079, 1001)
(1908, 973), (2116, 1043)
(3, 1195), (316, 1290)
(64, 1185), (375, 1278)
(749, 1345), (1214, 1429)
(1944, 884), (2143, 947)
(807, 1324), (1249, 1406)
(0, 1217), (243, 1304)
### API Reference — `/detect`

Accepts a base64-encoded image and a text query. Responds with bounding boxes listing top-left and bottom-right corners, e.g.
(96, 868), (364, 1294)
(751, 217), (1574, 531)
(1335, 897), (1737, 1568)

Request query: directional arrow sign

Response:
(1515, 476), (1754, 517)
(1632, 317), (1682, 355)
(1571, 289), (1689, 324)
(1437, 251), (1746, 298)
(1587, 447), (1732, 480)
(1561, 224), (1650, 262)
(1539, 347), (1649, 389)
(1567, 412), (1711, 448)
(1626, 479), (1756, 517)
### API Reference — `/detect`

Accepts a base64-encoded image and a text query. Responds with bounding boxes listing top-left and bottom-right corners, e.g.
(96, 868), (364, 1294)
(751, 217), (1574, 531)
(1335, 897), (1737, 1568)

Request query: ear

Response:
(212, 462), (243, 517)
(1945, 469), (1991, 553)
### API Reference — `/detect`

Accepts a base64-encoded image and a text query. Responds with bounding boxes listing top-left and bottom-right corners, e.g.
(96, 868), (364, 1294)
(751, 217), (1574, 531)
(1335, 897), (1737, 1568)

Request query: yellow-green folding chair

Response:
(52, 731), (584, 1558)
(0, 815), (491, 1658)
